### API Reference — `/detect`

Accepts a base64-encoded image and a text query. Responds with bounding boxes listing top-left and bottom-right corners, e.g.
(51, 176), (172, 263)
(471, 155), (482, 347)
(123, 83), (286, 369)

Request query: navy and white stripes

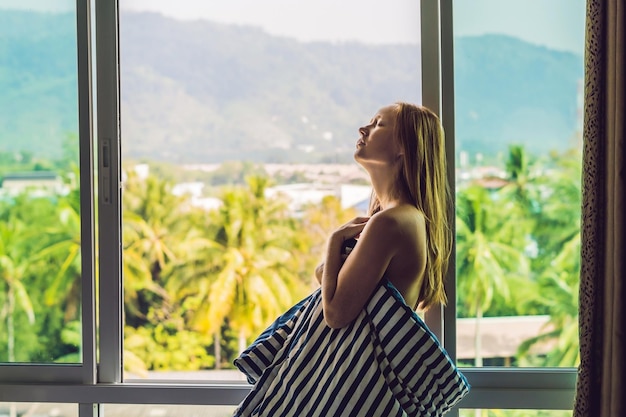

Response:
(234, 280), (470, 416)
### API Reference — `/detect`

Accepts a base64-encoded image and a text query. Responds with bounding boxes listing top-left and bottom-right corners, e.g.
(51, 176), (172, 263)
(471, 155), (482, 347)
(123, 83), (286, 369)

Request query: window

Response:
(451, 0), (584, 370)
(117, 0), (421, 382)
(0, 0), (96, 384)
(0, 402), (77, 417)
(0, 1), (582, 415)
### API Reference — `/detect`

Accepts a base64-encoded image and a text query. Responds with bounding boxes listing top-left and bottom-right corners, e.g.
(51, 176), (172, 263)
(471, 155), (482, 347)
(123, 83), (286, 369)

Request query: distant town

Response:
(0, 157), (510, 215)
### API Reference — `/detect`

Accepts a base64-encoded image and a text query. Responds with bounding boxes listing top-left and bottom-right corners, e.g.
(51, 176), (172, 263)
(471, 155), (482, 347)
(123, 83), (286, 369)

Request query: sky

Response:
(1, 0), (585, 54)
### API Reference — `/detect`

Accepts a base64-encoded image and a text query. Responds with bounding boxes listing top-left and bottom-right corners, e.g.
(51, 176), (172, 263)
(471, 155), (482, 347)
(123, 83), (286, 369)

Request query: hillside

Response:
(454, 34), (583, 156)
(0, 10), (583, 163)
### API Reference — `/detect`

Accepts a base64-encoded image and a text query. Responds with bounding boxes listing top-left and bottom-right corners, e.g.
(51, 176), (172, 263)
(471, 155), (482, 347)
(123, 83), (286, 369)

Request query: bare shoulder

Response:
(369, 205), (425, 236)
(360, 205), (426, 257)
(369, 205), (427, 307)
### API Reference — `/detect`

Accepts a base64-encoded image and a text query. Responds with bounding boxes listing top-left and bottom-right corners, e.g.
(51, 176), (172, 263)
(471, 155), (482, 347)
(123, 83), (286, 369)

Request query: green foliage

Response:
(180, 175), (311, 350)
(0, 213), (37, 361)
(120, 171), (315, 370)
(0, 143), (582, 371)
(0, 185), (82, 362)
(456, 146), (581, 367)
(515, 234), (580, 367)
(456, 183), (531, 317)
(53, 320), (81, 363)
(125, 322), (214, 372)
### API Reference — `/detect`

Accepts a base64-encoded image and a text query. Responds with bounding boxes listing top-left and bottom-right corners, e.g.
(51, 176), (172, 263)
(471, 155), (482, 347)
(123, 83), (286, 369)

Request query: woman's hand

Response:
(326, 216), (369, 263)
(322, 212), (404, 329)
(315, 217), (369, 285)
(330, 217), (370, 247)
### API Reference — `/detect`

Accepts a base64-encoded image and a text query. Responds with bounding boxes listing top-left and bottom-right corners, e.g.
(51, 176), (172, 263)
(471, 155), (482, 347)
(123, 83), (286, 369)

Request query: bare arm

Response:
(315, 240), (354, 285)
(315, 262), (324, 285)
(322, 213), (399, 328)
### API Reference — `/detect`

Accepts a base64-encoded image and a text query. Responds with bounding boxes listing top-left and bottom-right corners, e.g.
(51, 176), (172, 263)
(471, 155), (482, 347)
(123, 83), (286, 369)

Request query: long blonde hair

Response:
(368, 102), (452, 310)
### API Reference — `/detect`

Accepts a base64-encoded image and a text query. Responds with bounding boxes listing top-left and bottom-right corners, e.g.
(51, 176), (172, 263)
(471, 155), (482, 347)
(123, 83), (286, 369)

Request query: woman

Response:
(234, 102), (469, 417)
(317, 102), (450, 328)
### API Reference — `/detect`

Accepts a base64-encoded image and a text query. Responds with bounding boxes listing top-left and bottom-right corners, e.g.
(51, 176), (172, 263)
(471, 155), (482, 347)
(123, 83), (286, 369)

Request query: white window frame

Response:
(423, 1), (577, 413)
(0, 1), (577, 416)
(0, 0), (97, 386)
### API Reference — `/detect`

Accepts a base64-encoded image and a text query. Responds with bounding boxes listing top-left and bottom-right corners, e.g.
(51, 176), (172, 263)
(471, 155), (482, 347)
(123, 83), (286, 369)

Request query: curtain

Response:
(574, 1), (625, 416)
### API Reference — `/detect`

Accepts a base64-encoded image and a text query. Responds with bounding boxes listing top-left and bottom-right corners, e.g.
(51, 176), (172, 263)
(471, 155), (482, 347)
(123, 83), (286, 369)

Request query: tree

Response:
(514, 149), (582, 367)
(36, 185), (82, 323)
(456, 184), (531, 366)
(516, 233), (580, 367)
(188, 176), (309, 354)
(0, 180), (85, 363)
(0, 216), (36, 362)
(122, 170), (219, 371)
(122, 170), (196, 325)
(502, 144), (539, 214)
(531, 149), (582, 272)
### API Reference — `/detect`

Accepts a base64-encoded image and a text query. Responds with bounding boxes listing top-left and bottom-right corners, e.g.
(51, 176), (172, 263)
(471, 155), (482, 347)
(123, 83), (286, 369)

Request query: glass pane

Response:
(0, 4), (82, 363)
(453, 0), (584, 368)
(119, 0), (421, 380)
(461, 410), (572, 417)
(104, 404), (236, 417)
(0, 403), (77, 417)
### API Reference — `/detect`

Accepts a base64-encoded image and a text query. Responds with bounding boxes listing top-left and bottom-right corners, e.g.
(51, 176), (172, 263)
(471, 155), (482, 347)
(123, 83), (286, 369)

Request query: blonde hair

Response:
(368, 102), (452, 310)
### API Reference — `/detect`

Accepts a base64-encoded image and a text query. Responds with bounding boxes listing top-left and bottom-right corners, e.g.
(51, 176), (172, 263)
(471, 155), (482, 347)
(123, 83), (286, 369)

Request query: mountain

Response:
(0, 10), (583, 164)
(453, 34), (583, 157)
(0, 11), (79, 160)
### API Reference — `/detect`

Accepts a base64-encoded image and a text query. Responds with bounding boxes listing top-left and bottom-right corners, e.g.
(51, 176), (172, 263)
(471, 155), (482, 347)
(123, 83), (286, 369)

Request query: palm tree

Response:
(122, 170), (198, 325)
(121, 171), (217, 372)
(35, 186), (82, 322)
(0, 177), (84, 364)
(0, 216), (36, 362)
(456, 184), (530, 366)
(502, 144), (540, 214)
(531, 149), (582, 272)
(515, 149), (582, 367)
(189, 176), (309, 354)
(516, 232), (580, 367)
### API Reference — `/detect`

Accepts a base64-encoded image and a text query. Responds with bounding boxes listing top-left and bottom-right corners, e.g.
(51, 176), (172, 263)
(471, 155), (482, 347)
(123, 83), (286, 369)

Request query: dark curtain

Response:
(574, 1), (625, 416)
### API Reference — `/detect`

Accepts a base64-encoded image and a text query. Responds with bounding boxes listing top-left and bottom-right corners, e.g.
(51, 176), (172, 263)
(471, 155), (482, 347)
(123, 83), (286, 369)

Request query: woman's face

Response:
(354, 105), (400, 166)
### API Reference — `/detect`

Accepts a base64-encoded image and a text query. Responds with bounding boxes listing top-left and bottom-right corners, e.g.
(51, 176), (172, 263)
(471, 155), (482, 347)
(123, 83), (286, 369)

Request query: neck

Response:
(368, 167), (409, 211)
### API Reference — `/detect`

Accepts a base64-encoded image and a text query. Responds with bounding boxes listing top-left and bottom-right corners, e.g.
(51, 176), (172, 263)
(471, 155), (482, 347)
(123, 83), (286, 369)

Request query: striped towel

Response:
(234, 280), (470, 417)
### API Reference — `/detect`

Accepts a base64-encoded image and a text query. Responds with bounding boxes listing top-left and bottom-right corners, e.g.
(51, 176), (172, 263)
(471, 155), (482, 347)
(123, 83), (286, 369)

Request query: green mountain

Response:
(0, 11), (79, 160)
(454, 34), (583, 157)
(0, 10), (583, 164)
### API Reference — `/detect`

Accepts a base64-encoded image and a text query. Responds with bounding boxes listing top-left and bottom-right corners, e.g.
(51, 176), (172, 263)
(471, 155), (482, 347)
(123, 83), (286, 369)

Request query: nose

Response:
(359, 126), (368, 137)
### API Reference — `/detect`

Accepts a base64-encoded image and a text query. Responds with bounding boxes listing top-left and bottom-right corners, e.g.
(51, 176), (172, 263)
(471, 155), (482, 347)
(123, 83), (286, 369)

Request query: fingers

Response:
(330, 216), (370, 248)
(341, 216), (369, 228)
(336, 219), (368, 242)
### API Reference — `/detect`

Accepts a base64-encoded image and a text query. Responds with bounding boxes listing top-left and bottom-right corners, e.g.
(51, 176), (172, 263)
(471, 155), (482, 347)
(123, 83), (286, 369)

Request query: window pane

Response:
(453, 0), (584, 368)
(0, 403), (77, 417)
(119, 0), (421, 380)
(461, 410), (572, 417)
(104, 404), (236, 417)
(0, 4), (82, 364)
